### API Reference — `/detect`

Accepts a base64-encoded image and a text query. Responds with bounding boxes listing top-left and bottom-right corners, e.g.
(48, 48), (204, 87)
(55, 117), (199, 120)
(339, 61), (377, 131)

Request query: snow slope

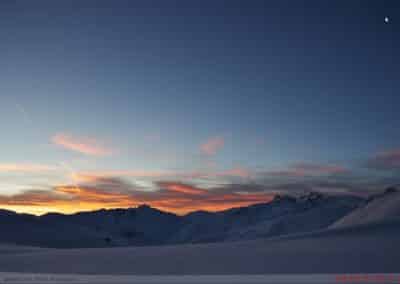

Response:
(331, 187), (400, 228)
(165, 193), (361, 243)
(0, 218), (399, 274)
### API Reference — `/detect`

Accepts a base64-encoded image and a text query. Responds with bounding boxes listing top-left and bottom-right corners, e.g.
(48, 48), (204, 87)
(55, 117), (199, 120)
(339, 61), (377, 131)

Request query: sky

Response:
(0, 0), (400, 215)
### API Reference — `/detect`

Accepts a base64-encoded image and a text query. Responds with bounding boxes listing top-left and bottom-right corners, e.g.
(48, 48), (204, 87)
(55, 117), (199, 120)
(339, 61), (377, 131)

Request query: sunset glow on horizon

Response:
(0, 182), (274, 216)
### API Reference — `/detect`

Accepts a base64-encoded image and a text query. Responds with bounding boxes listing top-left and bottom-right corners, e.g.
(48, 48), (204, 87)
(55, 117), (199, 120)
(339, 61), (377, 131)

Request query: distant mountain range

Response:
(1, 188), (399, 248)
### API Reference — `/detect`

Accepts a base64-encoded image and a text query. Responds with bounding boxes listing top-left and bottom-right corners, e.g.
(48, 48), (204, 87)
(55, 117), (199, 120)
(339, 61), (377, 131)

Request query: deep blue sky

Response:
(0, 1), (399, 214)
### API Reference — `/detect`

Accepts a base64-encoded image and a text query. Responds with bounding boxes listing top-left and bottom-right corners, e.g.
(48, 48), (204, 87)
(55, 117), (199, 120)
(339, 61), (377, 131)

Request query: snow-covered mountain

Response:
(0, 191), (366, 248)
(331, 187), (400, 228)
(172, 192), (361, 243)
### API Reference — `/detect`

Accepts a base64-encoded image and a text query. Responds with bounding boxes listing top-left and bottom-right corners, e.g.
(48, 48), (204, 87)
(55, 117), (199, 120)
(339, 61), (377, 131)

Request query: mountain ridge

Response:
(0, 189), (374, 248)
(331, 186), (400, 228)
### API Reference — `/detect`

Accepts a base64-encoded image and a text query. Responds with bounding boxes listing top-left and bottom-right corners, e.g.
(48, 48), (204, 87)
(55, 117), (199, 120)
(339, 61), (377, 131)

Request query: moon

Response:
(384, 17), (389, 23)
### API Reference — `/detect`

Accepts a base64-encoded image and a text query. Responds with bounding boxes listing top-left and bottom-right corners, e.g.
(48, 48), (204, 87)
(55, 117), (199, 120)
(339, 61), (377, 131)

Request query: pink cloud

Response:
(72, 167), (252, 182)
(255, 138), (266, 146)
(52, 133), (114, 156)
(144, 132), (161, 142)
(216, 167), (252, 178)
(200, 136), (224, 156)
(367, 148), (400, 170)
(0, 163), (55, 173)
(71, 170), (177, 182)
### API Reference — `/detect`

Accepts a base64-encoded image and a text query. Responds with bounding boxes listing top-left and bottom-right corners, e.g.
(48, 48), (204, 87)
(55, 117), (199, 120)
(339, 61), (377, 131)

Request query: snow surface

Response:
(0, 218), (399, 274)
(331, 187), (400, 228)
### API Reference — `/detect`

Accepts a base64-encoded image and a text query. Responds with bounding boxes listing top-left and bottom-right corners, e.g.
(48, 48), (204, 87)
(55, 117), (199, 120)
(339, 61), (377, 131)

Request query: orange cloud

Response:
(0, 186), (139, 215)
(158, 182), (207, 195)
(0, 163), (55, 173)
(200, 136), (224, 156)
(0, 179), (273, 216)
(148, 182), (273, 214)
(52, 133), (113, 156)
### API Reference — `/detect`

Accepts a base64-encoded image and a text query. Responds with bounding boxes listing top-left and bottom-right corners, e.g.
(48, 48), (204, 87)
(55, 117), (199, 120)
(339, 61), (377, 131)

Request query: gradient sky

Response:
(1, 0), (400, 215)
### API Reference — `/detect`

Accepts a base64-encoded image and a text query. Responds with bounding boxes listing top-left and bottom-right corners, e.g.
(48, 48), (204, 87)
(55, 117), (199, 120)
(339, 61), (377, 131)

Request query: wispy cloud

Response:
(267, 162), (349, 177)
(0, 163), (55, 173)
(71, 166), (253, 181)
(200, 136), (224, 156)
(143, 132), (161, 143)
(366, 148), (400, 170)
(291, 162), (349, 175)
(71, 170), (184, 182)
(216, 167), (252, 178)
(52, 133), (114, 156)
(255, 138), (266, 146)
(15, 103), (32, 126)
